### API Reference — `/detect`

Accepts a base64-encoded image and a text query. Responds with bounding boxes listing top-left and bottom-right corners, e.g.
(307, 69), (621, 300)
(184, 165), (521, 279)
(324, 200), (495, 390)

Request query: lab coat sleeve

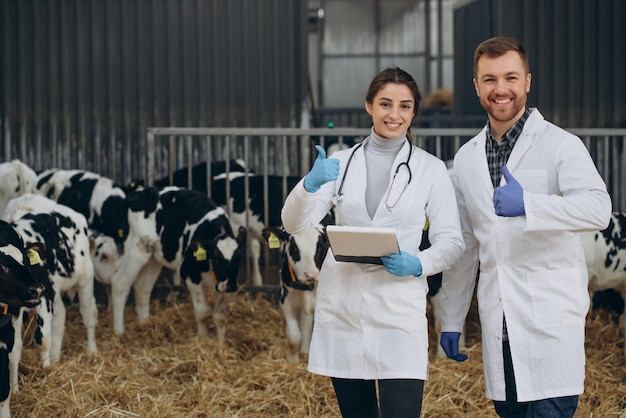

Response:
(440, 166), (480, 333)
(524, 134), (612, 232)
(281, 177), (335, 234)
(419, 162), (465, 277)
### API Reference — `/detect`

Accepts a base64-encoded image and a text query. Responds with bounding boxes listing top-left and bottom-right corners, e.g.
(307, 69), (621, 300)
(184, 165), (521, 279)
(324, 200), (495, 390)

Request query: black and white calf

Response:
(262, 224), (329, 362)
(581, 212), (626, 355)
(34, 169), (129, 246)
(2, 194), (98, 369)
(0, 220), (45, 418)
(156, 164), (300, 287)
(90, 186), (246, 340)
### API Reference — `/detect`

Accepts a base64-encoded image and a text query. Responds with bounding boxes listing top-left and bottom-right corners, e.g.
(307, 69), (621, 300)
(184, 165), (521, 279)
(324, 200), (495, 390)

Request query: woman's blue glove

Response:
(380, 251), (422, 277)
(440, 332), (468, 362)
(303, 145), (340, 192)
(493, 165), (525, 217)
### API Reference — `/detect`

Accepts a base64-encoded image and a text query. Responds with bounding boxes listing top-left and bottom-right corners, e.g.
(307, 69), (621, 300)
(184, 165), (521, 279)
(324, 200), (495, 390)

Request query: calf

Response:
(90, 186), (246, 340)
(34, 169), (129, 246)
(2, 194), (98, 369)
(157, 165), (299, 287)
(581, 212), (626, 354)
(0, 160), (37, 216)
(0, 220), (45, 418)
(262, 224), (329, 362)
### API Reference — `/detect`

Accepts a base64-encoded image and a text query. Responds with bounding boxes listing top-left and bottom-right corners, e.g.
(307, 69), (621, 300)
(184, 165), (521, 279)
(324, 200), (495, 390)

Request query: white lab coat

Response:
(282, 136), (464, 380)
(441, 109), (612, 401)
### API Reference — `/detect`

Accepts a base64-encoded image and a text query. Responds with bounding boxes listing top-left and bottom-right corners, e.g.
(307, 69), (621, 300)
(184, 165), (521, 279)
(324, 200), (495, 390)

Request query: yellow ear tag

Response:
(193, 246), (207, 261)
(118, 229), (124, 238)
(423, 217), (429, 231)
(268, 232), (280, 249)
(27, 248), (41, 265)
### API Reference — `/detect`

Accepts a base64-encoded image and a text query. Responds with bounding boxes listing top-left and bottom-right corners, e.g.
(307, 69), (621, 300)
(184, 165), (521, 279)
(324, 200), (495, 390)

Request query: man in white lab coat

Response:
(439, 36), (612, 417)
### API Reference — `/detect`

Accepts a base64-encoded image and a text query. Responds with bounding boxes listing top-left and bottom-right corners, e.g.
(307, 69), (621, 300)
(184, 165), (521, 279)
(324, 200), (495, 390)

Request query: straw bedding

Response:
(10, 283), (626, 417)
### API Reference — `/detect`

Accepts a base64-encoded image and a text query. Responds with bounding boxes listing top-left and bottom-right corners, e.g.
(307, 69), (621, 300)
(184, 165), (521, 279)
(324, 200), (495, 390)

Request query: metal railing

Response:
(146, 127), (626, 211)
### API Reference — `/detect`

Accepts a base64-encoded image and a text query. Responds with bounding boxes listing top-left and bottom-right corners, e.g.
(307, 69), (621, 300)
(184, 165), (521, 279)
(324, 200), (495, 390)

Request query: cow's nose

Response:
(29, 285), (44, 298)
(304, 270), (319, 280)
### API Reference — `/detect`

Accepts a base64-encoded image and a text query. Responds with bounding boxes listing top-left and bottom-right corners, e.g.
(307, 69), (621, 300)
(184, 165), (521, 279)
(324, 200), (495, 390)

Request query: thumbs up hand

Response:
(493, 165), (525, 217)
(303, 145), (340, 193)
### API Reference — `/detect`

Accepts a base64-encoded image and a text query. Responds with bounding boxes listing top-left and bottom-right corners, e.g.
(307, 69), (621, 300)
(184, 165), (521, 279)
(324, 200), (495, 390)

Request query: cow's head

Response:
(88, 231), (120, 286)
(263, 224), (329, 292)
(0, 221), (45, 310)
(184, 226), (247, 293)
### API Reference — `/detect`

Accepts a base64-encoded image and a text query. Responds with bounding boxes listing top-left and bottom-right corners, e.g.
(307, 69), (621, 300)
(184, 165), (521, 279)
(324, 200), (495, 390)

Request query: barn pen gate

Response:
(146, 126), (626, 290)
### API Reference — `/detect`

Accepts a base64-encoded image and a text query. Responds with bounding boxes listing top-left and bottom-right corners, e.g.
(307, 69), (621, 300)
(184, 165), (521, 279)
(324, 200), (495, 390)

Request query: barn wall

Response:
(0, 0), (309, 184)
(453, 0), (626, 129)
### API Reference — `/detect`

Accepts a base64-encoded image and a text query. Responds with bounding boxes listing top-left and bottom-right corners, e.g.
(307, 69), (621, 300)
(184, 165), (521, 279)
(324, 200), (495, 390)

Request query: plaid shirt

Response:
(485, 107), (532, 340)
(486, 107), (532, 187)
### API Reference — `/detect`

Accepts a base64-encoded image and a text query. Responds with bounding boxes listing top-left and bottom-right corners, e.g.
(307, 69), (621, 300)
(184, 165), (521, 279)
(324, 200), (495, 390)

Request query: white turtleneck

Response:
(364, 129), (407, 218)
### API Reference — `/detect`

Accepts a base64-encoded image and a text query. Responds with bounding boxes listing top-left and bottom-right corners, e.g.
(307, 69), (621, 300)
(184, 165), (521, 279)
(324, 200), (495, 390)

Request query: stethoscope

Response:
(336, 139), (413, 210)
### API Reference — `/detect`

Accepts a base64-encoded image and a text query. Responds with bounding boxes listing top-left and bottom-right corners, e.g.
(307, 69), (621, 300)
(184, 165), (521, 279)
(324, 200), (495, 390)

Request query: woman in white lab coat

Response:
(439, 37), (612, 417)
(281, 67), (464, 418)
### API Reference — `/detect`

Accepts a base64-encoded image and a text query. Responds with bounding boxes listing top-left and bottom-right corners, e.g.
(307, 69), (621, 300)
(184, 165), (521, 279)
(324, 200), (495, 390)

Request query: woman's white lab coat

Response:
(282, 136), (464, 380)
(441, 109), (612, 401)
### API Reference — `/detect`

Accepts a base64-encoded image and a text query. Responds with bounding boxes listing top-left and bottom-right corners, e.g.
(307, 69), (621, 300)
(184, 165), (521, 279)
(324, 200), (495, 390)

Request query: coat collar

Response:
(468, 108), (545, 190)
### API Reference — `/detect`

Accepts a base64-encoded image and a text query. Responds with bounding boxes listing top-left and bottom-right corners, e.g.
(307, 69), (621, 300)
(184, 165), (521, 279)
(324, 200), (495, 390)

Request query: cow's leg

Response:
(281, 295), (303, 363)
(34, 298), (53, 368)
(300, 291), (316, 356)
(212, 292), (232, 343)
(132, 257), (162, 325)
(110, 244), (152, 335)
(185, 279), (211, 337)
(75, 278), (99, 354)
(9, 312), (24, 394)
(50, 291), (67, 365)
(0, 346), (11, 418)
(248, 237), (263, 286)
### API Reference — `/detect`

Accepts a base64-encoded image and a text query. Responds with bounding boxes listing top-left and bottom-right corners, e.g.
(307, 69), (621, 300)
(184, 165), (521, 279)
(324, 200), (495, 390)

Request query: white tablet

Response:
(326, 225), (400, 265)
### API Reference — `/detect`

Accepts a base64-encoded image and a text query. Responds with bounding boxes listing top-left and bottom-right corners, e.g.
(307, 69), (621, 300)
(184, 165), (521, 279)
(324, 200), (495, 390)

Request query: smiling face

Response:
(365, 82), (416, 139)
(473, 49), (532, 138)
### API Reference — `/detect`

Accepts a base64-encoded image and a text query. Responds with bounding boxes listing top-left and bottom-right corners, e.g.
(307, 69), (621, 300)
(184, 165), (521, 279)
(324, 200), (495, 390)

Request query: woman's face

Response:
(365, 82), (415, 139)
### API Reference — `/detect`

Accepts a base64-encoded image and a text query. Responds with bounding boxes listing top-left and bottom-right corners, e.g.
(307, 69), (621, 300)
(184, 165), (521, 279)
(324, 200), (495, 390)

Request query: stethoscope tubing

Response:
(336, 138), (412, 203)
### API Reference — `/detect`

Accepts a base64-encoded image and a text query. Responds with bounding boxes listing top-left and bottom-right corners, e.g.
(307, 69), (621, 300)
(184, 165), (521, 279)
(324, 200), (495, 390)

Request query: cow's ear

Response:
(24, 242), (45, 266)
(189, 239), (212, 261)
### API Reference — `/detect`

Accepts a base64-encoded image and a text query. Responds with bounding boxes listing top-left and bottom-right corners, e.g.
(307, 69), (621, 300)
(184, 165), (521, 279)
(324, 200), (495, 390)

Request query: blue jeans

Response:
(493, 340), (579, 418)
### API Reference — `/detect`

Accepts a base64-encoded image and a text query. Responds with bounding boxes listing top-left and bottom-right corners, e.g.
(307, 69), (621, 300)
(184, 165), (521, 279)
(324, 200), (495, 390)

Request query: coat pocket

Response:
(527, 268), (586, 328)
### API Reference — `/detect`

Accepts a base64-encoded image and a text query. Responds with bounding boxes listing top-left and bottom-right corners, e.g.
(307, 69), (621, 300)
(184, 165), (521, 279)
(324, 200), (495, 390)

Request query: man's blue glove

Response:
(493, 165), (525, 217)
(303, 145), (340, 193)
(380, 251), (422, 277)
(440, 332), (468, 362)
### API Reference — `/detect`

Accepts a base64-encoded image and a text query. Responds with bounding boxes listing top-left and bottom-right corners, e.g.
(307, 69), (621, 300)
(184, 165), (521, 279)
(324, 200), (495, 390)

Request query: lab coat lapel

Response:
(467, 129), (494, 194)
(499, 111), (541, 185)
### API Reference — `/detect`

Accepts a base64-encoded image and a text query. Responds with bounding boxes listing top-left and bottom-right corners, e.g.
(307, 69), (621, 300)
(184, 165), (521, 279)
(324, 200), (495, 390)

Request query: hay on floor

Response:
(10, 287), (626, 417)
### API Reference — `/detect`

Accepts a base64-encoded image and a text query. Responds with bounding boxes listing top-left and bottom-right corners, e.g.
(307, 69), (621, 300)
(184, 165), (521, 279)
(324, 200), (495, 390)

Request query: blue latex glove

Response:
(380, 251), (422, 277)
(440, 332), (468, 362)
(303, 145), (340, 192)
(493, 165), (525, 217)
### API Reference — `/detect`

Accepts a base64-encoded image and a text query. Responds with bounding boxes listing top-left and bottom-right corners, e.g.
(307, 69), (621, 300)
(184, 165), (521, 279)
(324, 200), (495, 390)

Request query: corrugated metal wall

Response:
(1, 0), (308, 184)
(453, 0), (626, 129)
